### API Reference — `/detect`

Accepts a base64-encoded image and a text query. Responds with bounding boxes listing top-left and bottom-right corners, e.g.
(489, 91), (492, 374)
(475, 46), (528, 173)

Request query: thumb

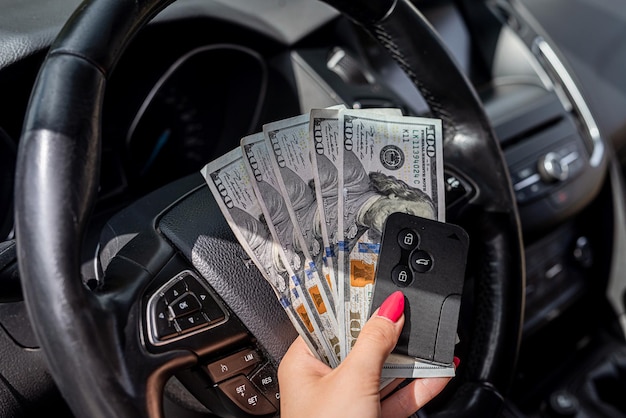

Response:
(343, 291), (405, 372)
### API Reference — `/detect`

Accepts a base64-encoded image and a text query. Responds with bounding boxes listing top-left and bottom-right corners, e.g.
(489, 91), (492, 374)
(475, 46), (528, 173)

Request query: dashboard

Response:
(0, 0), (619, 237)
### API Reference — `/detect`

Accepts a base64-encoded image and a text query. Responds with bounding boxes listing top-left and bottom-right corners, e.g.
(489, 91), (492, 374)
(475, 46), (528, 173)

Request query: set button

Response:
(219, 375), (276, 415)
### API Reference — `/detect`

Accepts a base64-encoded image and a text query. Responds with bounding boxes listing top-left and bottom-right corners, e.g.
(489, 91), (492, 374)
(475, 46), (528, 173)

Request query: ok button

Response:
(169, 293), (201, 318)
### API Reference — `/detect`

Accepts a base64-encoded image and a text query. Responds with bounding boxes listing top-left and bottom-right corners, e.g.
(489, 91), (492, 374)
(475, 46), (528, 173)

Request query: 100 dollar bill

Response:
(263, 114), (339, 314)
(311, 106), (403, 358)
(337, 110), (445, 354)
(242, 133), (341, 366)
(201, 148), (332, 365)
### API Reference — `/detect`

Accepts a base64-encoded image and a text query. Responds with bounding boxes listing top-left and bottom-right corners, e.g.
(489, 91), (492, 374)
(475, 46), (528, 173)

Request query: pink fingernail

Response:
(453, 356), (461, 368)
(377, 291), (405, 323)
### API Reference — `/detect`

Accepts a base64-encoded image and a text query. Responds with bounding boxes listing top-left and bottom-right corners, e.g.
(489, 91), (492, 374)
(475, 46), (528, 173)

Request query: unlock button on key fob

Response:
(398, 228), (419, 250)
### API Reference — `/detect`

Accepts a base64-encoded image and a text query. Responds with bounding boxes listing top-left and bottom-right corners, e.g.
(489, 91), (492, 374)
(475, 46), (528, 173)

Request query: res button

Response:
(250, 363), (280, 408)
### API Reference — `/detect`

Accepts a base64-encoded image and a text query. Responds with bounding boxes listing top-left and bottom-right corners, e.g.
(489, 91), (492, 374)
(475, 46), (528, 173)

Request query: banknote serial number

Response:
(403, 126), (437, 158)
(406, 126), (438, 185)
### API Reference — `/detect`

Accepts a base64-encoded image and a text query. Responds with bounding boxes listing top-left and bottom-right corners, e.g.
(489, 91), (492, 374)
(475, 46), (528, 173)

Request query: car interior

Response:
(0, 0), (625, 417)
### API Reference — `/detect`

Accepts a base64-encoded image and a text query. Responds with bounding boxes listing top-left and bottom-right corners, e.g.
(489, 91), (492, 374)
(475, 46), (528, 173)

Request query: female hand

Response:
(278, 291), (456, 418)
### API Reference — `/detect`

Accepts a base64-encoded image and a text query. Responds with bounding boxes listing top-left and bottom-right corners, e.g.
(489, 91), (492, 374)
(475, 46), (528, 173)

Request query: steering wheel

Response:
(14, 0), (524, 417)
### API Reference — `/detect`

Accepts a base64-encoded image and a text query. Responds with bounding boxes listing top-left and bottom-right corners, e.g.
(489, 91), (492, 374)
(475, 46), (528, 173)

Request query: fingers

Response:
(380, 375), (452, 418)
(342, 291), (405, 373)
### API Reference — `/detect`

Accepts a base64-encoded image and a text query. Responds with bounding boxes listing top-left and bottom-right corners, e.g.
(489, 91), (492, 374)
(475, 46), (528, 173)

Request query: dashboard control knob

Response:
(538, 152), (569, 182)
(544, 390), (579, 417)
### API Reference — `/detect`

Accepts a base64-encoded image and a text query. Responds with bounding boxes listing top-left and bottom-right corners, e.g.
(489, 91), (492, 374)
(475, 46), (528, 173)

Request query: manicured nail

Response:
(377, 291), (405, 322)
(453, 356), (461, 368)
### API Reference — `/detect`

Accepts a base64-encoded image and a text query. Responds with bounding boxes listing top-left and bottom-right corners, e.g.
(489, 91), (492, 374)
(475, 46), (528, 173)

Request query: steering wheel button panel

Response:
(206, 348), (262, 383)
(218, 375), (276, 416)
(146, 270), (229, 346)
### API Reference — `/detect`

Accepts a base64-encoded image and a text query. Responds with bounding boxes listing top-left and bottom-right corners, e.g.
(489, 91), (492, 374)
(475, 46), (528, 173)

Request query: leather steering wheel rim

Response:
(14, 0), (525, 417)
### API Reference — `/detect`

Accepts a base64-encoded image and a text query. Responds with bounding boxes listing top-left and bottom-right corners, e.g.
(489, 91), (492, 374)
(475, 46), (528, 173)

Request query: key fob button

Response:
(391, 265), (413, 287)
(397, 229), (419, 250)
(410, 250), (433, 273)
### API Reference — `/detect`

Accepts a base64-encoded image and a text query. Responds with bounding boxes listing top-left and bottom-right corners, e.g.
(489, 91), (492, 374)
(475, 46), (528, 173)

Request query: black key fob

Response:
(370, 212), (469, 365)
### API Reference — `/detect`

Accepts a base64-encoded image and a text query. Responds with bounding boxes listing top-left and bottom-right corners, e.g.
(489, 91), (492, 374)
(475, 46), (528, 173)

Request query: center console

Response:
(474, 2), (609, 337)
(473, 2), (626, 417)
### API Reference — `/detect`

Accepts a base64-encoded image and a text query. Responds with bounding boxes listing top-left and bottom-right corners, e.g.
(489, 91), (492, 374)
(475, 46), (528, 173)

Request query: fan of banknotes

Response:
(201, 105), (453, 378)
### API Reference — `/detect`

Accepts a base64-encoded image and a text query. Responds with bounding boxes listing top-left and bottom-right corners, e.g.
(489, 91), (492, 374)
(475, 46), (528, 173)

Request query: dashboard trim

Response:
(533, 37), (605, 168)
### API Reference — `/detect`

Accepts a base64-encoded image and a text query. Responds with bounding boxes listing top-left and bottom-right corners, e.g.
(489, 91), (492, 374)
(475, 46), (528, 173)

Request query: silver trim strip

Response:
(560, 151), (579, 166)
(514, 173), (540, 191)
(533, 38), (605, 167)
